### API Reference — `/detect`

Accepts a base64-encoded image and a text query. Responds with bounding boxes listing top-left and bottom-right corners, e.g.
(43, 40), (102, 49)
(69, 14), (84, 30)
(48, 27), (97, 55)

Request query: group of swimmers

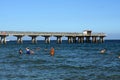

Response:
(19, 47), (32, 54)
(19, 47), (55, 56)
(19, 47), (120, 58)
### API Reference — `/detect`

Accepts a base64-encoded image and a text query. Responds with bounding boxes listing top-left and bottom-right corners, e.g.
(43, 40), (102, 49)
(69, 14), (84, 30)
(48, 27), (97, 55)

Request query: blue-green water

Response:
(0, 40), (120, 80)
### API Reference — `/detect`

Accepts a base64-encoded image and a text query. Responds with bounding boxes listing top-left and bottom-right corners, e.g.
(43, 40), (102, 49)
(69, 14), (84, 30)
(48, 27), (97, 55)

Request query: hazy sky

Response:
(0, 0), (120, 39)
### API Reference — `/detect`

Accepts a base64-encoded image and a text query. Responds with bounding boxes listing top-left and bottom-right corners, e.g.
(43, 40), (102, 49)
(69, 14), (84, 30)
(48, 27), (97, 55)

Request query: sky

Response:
(0, 0), (120, 39)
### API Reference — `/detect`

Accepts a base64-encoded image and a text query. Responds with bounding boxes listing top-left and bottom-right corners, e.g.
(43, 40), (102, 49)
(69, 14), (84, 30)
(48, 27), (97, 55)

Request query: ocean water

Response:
(0, 40), (120, 80)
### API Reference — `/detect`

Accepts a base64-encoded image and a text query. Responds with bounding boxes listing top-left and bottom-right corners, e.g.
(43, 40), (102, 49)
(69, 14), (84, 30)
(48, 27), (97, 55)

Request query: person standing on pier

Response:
(50, 47), (55, 56)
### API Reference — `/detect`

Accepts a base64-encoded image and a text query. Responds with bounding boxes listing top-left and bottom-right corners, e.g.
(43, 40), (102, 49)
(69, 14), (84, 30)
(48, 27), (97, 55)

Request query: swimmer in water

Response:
(26, 47), (35, 54)
(30, 49), (34, 54)
(118, 56), (120, 58)
(26, 47), (30, 54)
(19, 48), (23, 54)
(50, 47), (55, 56)
(100, 49), (106, 53)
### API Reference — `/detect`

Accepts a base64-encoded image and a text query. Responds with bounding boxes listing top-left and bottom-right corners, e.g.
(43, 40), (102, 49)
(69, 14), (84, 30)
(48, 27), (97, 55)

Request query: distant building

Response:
(83, 30), (92, 35)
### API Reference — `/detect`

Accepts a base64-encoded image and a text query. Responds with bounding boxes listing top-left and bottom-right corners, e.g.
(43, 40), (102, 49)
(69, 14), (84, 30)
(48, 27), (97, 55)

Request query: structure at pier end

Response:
(0, 30), (106, 44)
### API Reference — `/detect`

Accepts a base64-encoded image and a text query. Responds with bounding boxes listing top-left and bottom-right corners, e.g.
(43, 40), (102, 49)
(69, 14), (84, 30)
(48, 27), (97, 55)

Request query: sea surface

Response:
(0, 40), (120, 80)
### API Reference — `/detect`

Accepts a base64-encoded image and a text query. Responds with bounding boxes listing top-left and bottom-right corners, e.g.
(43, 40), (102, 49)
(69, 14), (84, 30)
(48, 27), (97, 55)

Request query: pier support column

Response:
(99, 36), (104, 43)
(81, 37), (84, 43)
(68, 37), (73, 43)
(78, 37), (81, 43)
(0, 36), (1, 44)
(31, 36), (37, 44)
(68, 37), (71, 43)
(73, 37), (76, 43)
(17, 36), (23, 44)
(57, 36), (62, 44)
(92, 36), (98, 43)
(45, 36), (50, 44)
(1, 36), (7, 44)
(85, 36), (91, 43)
(78, 37), (84, 43)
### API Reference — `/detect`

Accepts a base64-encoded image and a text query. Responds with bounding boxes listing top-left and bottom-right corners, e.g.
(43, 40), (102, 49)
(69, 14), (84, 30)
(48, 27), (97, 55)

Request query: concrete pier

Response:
(0, 30), (106, 44)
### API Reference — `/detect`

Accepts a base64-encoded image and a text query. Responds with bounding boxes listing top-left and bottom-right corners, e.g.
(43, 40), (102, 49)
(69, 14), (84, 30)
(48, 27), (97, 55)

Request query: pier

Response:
(0, 30), (106, 44)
